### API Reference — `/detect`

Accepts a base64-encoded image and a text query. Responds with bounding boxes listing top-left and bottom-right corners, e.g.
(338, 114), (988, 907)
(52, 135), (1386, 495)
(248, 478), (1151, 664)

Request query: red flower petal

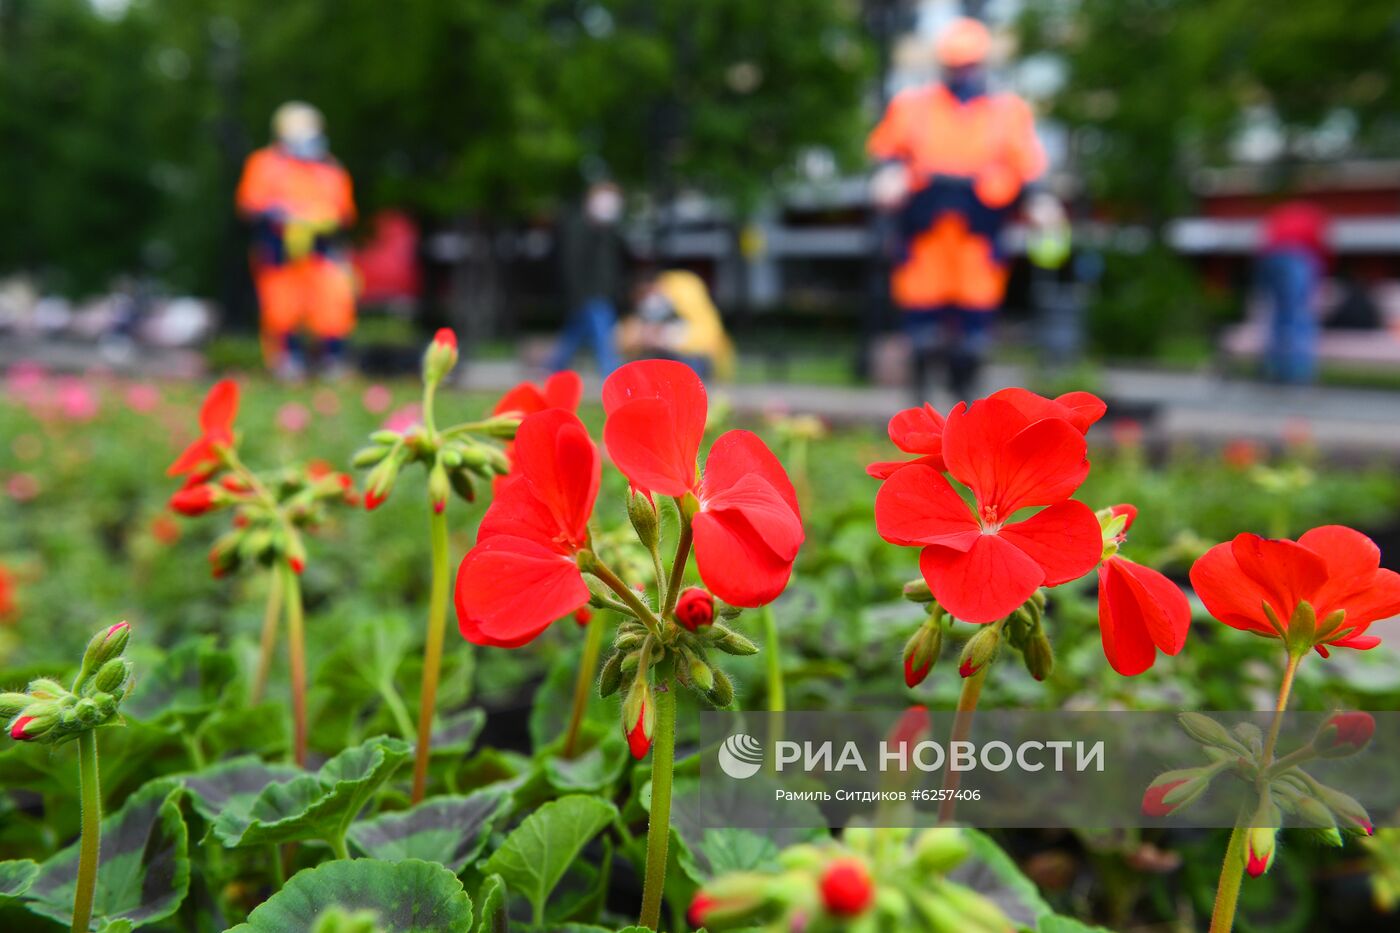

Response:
(1230, 534), (1329, 622)
(1189, 542), (1279, 637)
(602, 360), (707, 496)
(511, 409), (599, 547)
(693, 475), (803, 607)
(919, 534), (1044, 623)
(493, 382), (547, 416)
(987, 387), (1105, 433)
(199, 379), (239, 434)
(998, 500), (1102, 586)
(866, 454), (946, 480)
(943, 398), (1090, 517)
(1301, 525), (1400, 631)
(701, 430), (801, 522)
(888, 404), (946, 458)
(544, 371), (584, 411)
(873, 464), (979, 549)
(1098, 557), (1191, 676)
(455, 535), (589, 647)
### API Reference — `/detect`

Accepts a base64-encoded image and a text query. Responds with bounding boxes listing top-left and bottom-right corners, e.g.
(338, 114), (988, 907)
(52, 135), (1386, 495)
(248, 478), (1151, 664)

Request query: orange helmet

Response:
(936, 17), (991, 68)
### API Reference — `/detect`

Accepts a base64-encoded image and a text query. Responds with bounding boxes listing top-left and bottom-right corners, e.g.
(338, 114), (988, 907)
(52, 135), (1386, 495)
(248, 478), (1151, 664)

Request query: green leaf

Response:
(348, 790), (509, 873)
(23, 778), (189, 929)
(481, 795), (616, 923)
(472, 874), (506, 933)
(123, 637), (238, 723)
(541, 728), (629, 794)
(0, 860), (38, 900)
(1039, 916), (1116, 933)
(179, 756), (302, 825)
(955, 829), (1053, 926)
(228, 859), (473, 933)
(431, 708), (486, 757)
(212, 736), (410, 849)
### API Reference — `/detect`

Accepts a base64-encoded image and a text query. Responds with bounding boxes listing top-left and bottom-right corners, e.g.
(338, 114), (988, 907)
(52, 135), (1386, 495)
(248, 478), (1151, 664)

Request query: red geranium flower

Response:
(874, 393), (1102, 623)
(493, 371), (583, 419)
(454, 409), (599, 647)
(168, 380), (239, 477)
(988, 387), (1107, 434)
(602, 360), (803, 607)
(866, 403), (946, 479)
(1096, 504), (1191, 676)
(1190, 525), (1400, 656)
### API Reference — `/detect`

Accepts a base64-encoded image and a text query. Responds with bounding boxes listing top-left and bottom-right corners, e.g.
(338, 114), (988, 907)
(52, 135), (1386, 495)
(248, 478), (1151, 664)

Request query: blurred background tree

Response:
(0, 0), (869, 306)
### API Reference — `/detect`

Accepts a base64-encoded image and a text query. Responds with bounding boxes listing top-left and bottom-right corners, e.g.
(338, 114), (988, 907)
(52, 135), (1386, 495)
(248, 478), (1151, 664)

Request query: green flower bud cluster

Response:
(4, 623), (134, 747)
(600, 615), (747, 712)
(691, 828), (1012, 932)
(355, 425), (513, 513)
(1142, 710), (1377, 872)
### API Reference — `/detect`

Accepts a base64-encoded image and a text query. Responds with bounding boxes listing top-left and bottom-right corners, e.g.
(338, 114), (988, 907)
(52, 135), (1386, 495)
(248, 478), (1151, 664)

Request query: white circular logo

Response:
(717, 733), (764, 779)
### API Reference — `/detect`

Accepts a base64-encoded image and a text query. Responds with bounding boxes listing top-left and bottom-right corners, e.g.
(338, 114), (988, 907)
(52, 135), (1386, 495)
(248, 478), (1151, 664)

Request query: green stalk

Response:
(378, 679), (417, 743)
(72, 730), (100, 933)
(250, 568), (283, 705)
(1209, 652), (1302, 933)
(937, 664), (987, 824)
(411, 507), (451, 802)
(562, 610), (607, 759)
(638, 673), (677, 930)
(762, 605), (785, 713)
(660, 515), (693, 621)
(281, 562), (308, 768)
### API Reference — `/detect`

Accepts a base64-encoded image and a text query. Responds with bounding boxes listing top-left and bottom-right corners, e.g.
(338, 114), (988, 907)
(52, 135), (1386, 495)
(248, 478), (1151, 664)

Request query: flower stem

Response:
(589, 558), (663, 635)
(1209, 822), (1249, 933)
(1209, 652), (1302, 933)
(72, 729), (100, 933)
(639, 673), (677, 931)
(762, 605), (785, 713)
(938, 664), (987, 824)
(250, 568), (283, 705)
(281, 562), (308, 768)
(563, 609), (607, 759)
(411, 507), (452, 803)
(660, 515), (693, 621)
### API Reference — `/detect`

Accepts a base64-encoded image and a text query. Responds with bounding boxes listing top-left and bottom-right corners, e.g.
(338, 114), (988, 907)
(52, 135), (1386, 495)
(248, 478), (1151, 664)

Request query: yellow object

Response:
(655, 270), (736, 379)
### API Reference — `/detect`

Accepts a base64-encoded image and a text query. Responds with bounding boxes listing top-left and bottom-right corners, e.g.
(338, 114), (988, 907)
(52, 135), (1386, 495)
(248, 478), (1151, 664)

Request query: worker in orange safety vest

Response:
(236, 102), (357, 379)
(868, 17), (1058, 399)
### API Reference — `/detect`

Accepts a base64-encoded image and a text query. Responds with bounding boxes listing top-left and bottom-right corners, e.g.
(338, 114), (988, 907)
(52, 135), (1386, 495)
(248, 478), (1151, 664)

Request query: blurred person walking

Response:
(549, 181), (625, 376)
(1258, 201), (1328, 384)
(237, 102), (357, 380)
(868, 17), (1049, 401)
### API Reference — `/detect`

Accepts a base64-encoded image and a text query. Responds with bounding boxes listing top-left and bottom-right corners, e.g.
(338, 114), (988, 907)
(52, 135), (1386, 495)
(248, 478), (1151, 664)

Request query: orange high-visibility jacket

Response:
(236, 146), (356, 227)
(868, 83), (1045, 210)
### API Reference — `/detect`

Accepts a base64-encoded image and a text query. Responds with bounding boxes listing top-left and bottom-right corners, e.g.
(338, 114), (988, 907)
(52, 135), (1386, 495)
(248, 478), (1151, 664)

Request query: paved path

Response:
(456, 358), (1400, 457)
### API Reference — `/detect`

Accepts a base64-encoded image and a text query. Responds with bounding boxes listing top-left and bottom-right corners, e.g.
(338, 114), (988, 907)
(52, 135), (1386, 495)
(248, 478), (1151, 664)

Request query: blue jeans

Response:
(903, 306), (995, 400)
(550, 296), (621, 375)
(1260, 249), (1319, 384)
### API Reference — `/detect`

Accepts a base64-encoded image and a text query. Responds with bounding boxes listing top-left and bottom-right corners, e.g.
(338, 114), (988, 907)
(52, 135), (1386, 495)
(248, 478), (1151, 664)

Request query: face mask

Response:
(945, 67), (986, 103)
(587, 190), (622, 224)
(283, 134), (328, 160)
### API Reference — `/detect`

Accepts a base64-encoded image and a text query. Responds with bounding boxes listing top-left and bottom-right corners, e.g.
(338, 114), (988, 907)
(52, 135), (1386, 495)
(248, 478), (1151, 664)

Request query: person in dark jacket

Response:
(549, 181), (625, 375)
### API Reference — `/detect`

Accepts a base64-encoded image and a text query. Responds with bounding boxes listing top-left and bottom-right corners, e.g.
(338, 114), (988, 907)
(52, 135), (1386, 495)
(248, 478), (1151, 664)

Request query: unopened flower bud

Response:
(627, 488), (658, 551)
(1245, 826), (1276, 877)
(687, 654), (715, 692)
(936, 880), (1012, 931)
(422, 328), (459, 387)
(285, 534), (307, 575)
(599, 652), (624, 698)
(902, 578), (933, 603)
(92, 658), (130, 695)
(902, 621), (942, 688)
(688, 875), (769, 929)
(363, 454), (402, 511)
(624, 685), (654, 759)
(1023, 628), (1054, 682)
(707, 668), (735, 708)
(710, 624), (758, 656)
(0, 693), (30, 719)
(820, 858), (874, 917)
(170, 483), (224, 517)
(675, 587), (715, 631)
(352, 445), (391, 468)
(1314, 783), (1373, 835)
(76, 622), (129, 689)
(428, 459), (450, 515)
(10, 703), (59, 741)
(1141, 768), (1212, 817)
(958, 624), (1000, 678)
(912, 828), (970, 874)
(24, 679), (67, 700)
(1313, 711), (1375, 757)
(1178, 712), (1250, 754)
(448, 468), (477, 504)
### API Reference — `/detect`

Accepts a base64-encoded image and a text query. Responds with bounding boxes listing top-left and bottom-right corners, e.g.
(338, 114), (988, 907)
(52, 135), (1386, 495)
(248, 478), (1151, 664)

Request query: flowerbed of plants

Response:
(2, 338), (1400, 933)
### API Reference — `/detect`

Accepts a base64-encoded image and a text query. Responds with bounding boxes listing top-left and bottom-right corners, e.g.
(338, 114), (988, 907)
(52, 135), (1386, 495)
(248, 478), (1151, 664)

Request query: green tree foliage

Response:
(0, 0), (869, 297)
